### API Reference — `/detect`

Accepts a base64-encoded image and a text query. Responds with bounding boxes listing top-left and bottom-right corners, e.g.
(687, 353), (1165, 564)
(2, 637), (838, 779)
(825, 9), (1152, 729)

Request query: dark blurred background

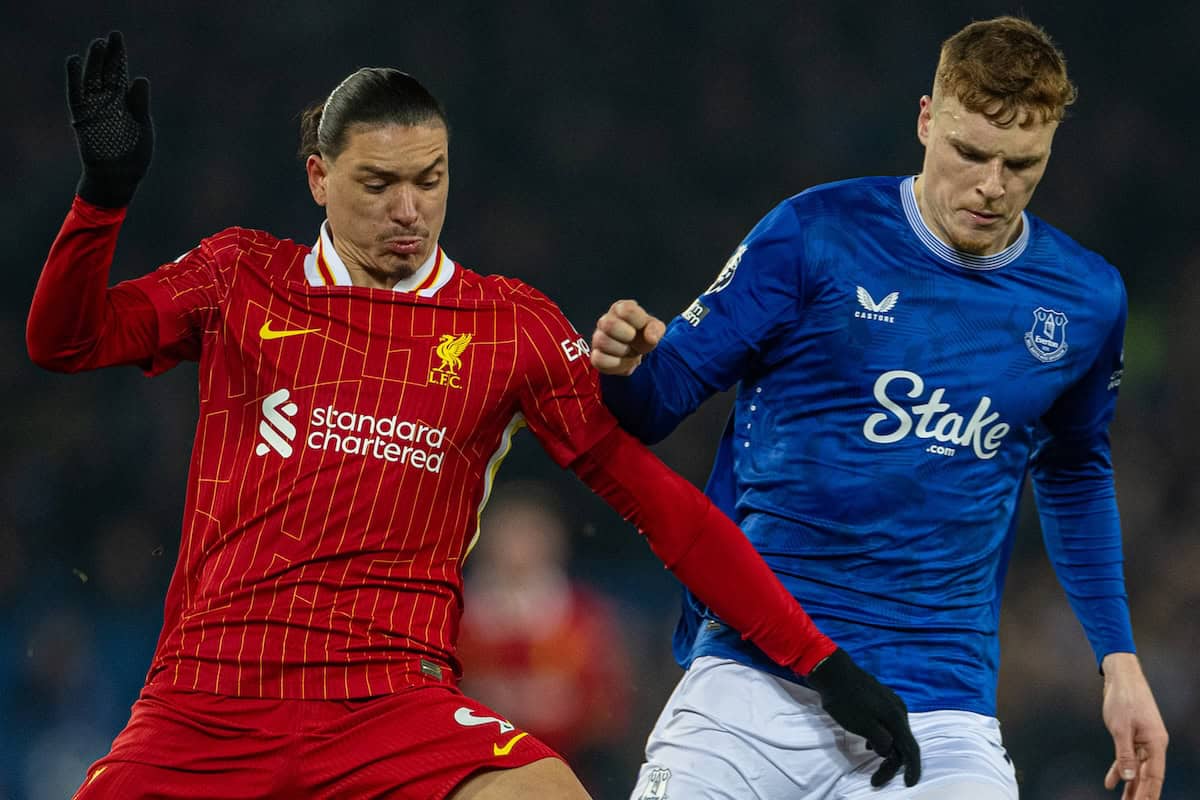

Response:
(3, 2), (1196, 798)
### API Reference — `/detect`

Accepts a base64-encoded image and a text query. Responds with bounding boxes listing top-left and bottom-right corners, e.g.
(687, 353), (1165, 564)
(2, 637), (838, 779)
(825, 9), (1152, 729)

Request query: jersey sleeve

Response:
(516, 294), (619, 467)
(27, 196), (224, 376)
(601, 199), (807, 443)
(570, 426), (836, 676)
(1030, 274), (1136, 663)
(123, 239), (225, 374)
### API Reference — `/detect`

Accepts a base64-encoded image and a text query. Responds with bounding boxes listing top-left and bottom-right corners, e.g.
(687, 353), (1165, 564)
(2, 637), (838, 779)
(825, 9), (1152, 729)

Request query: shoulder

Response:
(190, 227), (309, 279)
(468, 271), (587, 356)
(732, 177), (903, 281)
(195, 226), (277, 253)
(749, 176), (905, 248)
(777, 175), (905, 220)
(452, 265), (565, 314)
(1027, 215), (1126, 305)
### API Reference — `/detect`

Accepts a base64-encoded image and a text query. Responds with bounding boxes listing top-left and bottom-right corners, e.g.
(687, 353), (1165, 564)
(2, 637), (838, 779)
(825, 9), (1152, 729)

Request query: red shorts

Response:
(72, 681), (562, 799)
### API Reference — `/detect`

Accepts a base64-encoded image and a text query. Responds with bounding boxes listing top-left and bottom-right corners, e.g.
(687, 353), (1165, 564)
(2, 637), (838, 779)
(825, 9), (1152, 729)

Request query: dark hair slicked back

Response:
(298, 68), (447, 161)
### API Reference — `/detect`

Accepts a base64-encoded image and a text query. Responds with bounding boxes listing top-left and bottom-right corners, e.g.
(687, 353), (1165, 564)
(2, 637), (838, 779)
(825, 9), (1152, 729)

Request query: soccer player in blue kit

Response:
(592, 16), (1168, 800)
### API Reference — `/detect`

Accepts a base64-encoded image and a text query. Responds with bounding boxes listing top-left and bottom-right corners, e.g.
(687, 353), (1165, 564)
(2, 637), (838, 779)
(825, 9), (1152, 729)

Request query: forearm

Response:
(27, 197), (159, 372)
(1034, 440), (1135, 661)
(598, 369), (666, 443)
(571, 426), (836, 675)
(599, 342), (714, 444)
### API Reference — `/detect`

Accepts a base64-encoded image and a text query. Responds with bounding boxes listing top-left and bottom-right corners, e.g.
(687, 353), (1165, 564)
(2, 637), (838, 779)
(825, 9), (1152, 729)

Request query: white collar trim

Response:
(900, 176), (1028, 271)
(303, 220), (455, 295)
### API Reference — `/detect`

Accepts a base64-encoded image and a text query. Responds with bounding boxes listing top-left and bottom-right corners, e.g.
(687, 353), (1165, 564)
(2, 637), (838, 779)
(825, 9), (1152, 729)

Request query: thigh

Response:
(836, 711), (1019, 800)
(630, 657), (853, 800)
(447, 756), (590, 800)
(72, 759), (283, 800)
(303, 685), (566, 799)
(72, 684), (291, 800)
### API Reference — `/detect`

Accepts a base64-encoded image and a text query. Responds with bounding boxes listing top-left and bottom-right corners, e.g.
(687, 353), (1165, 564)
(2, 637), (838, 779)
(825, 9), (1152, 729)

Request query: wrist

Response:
(71, 194), (129, 224)
(1101, 651), (1142, 682)
(796, 635), (838, 677)
(803, 643), (846, 684)
(77, 170), (139, 209)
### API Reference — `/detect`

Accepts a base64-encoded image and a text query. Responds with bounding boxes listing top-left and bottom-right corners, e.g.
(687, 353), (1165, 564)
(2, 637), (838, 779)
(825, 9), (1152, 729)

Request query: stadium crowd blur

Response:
(3, 3), (1196, 798)
(456, 486), (634, 794)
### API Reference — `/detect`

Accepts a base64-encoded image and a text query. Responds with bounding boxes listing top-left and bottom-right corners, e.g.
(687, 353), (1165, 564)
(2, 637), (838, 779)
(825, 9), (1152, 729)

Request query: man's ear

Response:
(917, 95), (934, 146)
(306, 154), (330, 206)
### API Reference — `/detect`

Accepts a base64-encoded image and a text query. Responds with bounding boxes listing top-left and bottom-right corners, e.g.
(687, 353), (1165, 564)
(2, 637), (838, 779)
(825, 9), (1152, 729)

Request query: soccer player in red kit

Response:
(30, 33), (920, 799)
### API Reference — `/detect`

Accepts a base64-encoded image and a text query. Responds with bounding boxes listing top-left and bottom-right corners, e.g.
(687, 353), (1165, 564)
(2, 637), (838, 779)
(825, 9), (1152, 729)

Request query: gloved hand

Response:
(66, 31), (153, 208)
(806, 648), (922, 787)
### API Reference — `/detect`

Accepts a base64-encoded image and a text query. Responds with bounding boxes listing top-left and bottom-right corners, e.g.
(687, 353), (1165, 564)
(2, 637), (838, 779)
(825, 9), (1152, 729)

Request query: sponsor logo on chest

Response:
(854, 285), (899, 323)
(862, 370), (1011, 460)
(254, 388), (447, 473)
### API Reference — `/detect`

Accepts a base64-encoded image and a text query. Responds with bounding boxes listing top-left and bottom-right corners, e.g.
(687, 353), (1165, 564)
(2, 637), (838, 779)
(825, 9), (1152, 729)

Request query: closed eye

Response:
(955, 146), (987, 164)
(1006, 159), (1040, 171)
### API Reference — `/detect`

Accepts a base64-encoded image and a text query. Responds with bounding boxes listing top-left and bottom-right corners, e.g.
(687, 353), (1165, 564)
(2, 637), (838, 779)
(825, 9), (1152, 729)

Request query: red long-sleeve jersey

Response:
(28, 198), (835, 699)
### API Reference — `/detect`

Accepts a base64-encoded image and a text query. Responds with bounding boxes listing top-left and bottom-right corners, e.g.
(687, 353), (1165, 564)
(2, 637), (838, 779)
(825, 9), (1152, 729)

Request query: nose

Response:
(978, 160), (1005, 201)
(389, 186), (419, 226)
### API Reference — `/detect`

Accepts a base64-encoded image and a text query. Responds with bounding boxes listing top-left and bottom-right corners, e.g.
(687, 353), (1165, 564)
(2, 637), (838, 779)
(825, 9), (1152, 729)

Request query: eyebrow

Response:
(356, 155), (447, 180)
(949, 137), (1043, 166)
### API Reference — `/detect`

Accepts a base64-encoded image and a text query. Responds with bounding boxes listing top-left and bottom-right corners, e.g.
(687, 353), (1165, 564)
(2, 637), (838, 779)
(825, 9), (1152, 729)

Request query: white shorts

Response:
(631, 657), (1018, 800)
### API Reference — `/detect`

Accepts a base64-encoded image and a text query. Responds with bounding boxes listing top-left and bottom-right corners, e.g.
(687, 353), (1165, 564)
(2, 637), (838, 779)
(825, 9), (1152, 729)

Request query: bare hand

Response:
(1101, 653), (1168, 800)
(590, 300), (666, 376)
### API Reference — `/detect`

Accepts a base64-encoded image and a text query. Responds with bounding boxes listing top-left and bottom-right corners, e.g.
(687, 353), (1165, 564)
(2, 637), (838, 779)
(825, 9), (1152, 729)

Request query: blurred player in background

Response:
(592, 15), (1168, 800)
(29, 31), (919, 799)
(457, 485), (633, 794)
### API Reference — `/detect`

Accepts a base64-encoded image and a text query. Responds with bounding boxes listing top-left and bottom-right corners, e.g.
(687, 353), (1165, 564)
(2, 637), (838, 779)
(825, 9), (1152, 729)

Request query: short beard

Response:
(948, 234), (995, 256)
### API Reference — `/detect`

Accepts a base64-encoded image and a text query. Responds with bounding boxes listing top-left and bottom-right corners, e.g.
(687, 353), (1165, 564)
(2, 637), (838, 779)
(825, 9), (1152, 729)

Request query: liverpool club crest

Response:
(1024, 307), (1069, 363)
(429, 333), (473, 388)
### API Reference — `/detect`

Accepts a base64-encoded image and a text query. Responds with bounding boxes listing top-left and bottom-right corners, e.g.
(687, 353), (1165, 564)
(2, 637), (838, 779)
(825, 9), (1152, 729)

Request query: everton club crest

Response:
(1024, 307), (1069, 363)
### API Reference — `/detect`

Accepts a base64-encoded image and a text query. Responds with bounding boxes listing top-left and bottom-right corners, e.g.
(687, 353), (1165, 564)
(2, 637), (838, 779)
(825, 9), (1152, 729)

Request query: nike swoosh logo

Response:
(259, 321), (320, 340)
(454, 706), (514, 733)
(493, 732), (529, 757)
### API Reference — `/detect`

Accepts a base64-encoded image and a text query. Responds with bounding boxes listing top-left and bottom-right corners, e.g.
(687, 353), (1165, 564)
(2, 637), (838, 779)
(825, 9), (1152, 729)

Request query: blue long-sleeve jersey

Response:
(602, 176), (1134, 715)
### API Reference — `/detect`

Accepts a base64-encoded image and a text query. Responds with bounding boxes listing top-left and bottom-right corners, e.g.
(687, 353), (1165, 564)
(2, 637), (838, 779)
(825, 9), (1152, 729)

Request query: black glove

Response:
(65, 31), (153, 208)
(806, 648), (922, 787)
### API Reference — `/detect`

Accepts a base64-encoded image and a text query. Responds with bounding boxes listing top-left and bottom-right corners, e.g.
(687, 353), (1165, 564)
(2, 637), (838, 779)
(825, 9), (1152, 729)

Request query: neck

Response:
(911, 174), (1022, 256)
(346, 262), (410, 290)
(321, 221), (438, 290)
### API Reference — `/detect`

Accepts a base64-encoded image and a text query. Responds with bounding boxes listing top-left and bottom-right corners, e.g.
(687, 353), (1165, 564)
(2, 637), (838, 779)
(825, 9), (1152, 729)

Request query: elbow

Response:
(607, 391), (694, 446)
(628, 418), (670, 446)
(27, 350), (83, 374)
(599, 373), (675, 445)
(604, 414), (670, 446)
(26, 330), (86, 373)
(26, 334), (58, 371)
